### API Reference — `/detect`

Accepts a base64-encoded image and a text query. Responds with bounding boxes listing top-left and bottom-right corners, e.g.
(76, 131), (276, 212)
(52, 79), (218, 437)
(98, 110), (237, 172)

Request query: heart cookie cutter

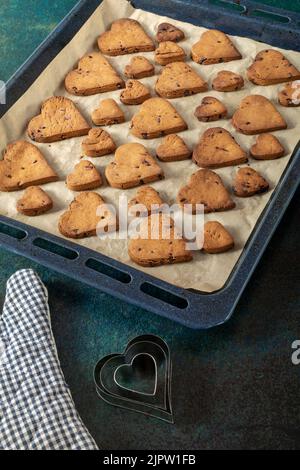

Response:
(94, 335), (173, 423)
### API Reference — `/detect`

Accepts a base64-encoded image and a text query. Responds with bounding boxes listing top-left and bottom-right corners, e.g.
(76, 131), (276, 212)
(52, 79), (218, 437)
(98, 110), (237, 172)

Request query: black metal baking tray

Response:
(0, 0), (299, 329)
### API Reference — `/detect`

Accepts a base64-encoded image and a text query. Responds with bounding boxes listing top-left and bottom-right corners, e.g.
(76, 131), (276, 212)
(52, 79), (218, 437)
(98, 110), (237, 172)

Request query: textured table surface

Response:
(0, 0), (300, 450)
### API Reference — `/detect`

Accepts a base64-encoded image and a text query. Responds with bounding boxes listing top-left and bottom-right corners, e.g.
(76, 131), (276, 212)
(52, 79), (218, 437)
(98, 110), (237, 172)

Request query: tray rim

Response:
(0, 0), (299, 329)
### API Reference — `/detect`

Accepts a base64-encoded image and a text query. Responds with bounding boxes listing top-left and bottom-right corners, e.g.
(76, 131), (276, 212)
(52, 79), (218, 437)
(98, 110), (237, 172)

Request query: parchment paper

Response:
(0, 0), (299, 292)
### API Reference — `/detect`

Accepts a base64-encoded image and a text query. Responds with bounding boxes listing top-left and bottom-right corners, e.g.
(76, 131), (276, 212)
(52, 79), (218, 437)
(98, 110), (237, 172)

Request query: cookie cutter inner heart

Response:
(99, 341), (167, 406)
(114, 353), (157, 396)
(94, 335), (173, 423)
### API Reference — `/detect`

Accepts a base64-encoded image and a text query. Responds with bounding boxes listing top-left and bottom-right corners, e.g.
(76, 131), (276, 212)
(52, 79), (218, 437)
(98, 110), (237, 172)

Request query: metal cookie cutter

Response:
(94, 335), (173, 423)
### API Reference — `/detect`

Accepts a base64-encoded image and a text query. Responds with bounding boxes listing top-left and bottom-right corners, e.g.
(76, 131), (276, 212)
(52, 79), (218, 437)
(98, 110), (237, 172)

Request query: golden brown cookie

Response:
(28, 97), (90, 143)
(155, 62), (208, 99)
(250, 134), (285, 160)
(82, 129), (116, 158)
(128, 213), (193, 267)
(177, 169), (235, 214)
(154, 41), (186, 66)
(98, 18), (155, 56)
(156, 23), (185, 43)
(194, 96), (228, 122)
(278, 81), (300, 107)
(91, 99), (125, 126)
(124, 56), (155, 79)
(105, 143), (164, 189)
(193, 127), (247, 169)
(232, 95), (287, 135)
(17, 186), (53, 216)
(233, 167), (269, 197)
(212, 70), (244, 92)
(128, 186), (164, 216)
(203, 221), (234, 254)
(247, 49), (300, 86)
(65, 52), (124, 96)
(66, 161), (102, 191)
(59, 192), (117, 239)
(0, 141), (58, 192)
(120, 80), (151, 105)
(131, 97), (187, 139)
(156, 134), (191, 162)
(191, 29), (242, 65)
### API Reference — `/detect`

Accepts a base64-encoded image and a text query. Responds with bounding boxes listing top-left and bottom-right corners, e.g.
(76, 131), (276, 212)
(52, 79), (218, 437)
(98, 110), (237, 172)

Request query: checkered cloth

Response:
(0, 269), (98, 450)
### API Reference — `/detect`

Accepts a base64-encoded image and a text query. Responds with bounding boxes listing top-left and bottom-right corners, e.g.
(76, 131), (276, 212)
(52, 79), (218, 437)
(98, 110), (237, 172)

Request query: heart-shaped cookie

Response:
(120, 80), (151, 105)
(28, 96), (90, 143)
(66, 161), (102, 191)
(106, 143), (164, 189)
(65, 52), (124, 96)
(98, 18), (155, 56)
(233, 167), (269, 197)
(203, 221), (234, 254)
(232, 95), (287, 135)
(177, 169), (235, 214)
(156, 134), (191, 162)
(82, 129), (116, 158)
(278, 81), (300, 107)
(59, 192), (117, 239)
(250, 134), (285, 160)
(128, 213), (193, 267)
(195, 96), (228, 122)
(17, 186), (53, 216)
(247, 49), (300, 86)
(0, 141), (58, 192)
(212, 70), (244, 92)
(91, 99), (125, 126)
(124, 56), (155, 79)
(131, 97), (187, 139)
(129, 186), (164, 217)
(155, 62), (208, 98)
(191, 29), (242, 65)
(156, 23), (185, 43)
(193, 127), (247, 169)
(155, 41), (186, 66)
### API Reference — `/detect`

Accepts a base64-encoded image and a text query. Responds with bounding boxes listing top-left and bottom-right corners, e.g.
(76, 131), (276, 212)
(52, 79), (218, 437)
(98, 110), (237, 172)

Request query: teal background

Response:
(0, 1), (300, 450)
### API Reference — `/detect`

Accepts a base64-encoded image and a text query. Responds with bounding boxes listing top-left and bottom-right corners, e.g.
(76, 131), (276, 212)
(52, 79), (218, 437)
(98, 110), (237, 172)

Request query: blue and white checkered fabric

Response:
(0, 269), (98, 450)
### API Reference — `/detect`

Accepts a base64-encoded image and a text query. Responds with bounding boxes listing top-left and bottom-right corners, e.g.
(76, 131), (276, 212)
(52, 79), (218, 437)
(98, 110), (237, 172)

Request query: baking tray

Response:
(0, 0), (299, 330)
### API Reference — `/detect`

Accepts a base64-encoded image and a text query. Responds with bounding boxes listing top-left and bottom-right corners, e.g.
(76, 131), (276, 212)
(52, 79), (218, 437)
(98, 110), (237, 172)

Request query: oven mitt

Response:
(0, 269), (98, 450)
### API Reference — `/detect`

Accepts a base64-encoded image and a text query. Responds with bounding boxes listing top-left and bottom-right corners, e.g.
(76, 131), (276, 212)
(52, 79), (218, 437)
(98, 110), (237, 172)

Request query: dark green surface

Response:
(0, 0), (300, 450)
(0, 0), (78, 81)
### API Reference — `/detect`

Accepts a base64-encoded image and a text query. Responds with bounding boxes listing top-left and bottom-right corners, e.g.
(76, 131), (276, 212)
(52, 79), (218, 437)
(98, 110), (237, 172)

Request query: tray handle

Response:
(0, 217), (192, 318)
